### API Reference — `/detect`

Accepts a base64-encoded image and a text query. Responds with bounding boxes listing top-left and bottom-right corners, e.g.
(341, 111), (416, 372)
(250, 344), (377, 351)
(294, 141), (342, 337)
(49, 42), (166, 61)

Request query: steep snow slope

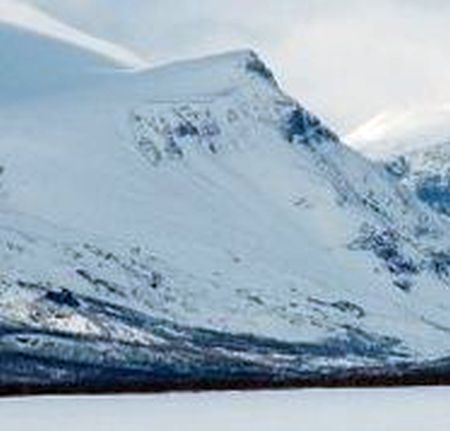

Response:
(2, 30), (450, 388)
(348, 106), (450, 217)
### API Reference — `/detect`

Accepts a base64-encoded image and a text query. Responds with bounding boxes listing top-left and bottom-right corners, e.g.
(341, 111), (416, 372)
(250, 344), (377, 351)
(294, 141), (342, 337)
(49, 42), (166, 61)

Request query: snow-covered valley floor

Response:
(0, 387), (449, 431)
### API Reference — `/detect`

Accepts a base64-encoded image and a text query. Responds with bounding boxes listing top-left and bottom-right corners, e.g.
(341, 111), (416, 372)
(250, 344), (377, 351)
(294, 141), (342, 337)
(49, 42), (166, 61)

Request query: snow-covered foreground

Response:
(0, 388), (448, 431)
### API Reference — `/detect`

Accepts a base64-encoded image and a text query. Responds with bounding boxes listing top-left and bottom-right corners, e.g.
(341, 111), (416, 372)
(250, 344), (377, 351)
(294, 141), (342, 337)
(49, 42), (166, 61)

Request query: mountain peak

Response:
(199, 49), (278, 87)
(198, 49), (276, 81)
(139, 49), (279, 96)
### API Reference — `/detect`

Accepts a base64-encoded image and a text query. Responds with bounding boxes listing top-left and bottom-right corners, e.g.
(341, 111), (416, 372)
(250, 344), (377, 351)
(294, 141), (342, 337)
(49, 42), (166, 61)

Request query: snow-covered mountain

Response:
(349, 106), (450, 218)
(2, 7), (450, 392)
